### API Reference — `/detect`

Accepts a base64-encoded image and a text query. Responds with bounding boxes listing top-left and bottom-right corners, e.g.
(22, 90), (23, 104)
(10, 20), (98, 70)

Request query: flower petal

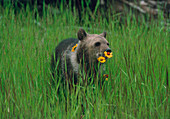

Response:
(97, 56), (106, 63)
(104, 51), (113, 58)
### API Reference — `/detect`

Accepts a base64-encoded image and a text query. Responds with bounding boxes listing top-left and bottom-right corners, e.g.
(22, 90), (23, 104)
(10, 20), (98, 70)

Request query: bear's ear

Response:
(77, 28), (87, 41)
(100, 32), (106, 38)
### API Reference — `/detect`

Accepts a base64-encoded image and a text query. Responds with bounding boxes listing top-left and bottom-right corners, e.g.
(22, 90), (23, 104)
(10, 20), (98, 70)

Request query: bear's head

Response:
(76, 28), (111, 66)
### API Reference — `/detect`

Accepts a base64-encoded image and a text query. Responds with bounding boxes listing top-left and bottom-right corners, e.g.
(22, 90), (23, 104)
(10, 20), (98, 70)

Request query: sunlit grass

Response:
(0, 5), (169, 119)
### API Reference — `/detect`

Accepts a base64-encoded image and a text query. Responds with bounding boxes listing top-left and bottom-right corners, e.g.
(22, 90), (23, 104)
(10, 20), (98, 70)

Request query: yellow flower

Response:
(97, 56), (106, 63)
(103, 74), (109, 81)
(104, 51), (113, 58)
(71, 44), (78, 52)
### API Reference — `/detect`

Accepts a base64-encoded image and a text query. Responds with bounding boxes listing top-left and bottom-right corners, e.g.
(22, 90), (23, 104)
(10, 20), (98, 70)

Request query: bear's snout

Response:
(105, 48), (112, 53)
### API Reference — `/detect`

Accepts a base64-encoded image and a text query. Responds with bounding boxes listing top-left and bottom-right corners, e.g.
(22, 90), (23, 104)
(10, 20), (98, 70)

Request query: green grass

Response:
(0, 6), (169, 119)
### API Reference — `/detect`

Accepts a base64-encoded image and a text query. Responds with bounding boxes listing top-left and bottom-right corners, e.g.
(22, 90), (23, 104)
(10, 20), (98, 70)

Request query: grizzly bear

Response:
(51, 28), (111, 87)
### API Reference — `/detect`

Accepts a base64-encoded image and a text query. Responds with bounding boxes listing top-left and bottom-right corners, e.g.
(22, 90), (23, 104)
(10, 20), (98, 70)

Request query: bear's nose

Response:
(106, 48), (112, 53)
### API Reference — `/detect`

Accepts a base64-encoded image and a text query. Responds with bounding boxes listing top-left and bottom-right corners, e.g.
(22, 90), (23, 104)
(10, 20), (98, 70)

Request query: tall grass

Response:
(0, 4), (169, 119)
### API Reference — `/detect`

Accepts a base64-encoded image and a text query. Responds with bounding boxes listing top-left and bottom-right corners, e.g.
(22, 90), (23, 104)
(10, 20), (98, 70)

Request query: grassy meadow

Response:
(0, 5), (169, 119)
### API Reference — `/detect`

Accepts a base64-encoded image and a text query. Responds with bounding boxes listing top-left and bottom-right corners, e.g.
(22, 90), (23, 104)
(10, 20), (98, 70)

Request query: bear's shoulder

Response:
(55, 38), (78, 53)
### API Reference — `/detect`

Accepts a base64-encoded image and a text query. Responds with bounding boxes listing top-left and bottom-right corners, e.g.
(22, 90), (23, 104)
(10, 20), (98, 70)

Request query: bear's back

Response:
(55, 38), (78, 54)
(51, 38), (78, 78)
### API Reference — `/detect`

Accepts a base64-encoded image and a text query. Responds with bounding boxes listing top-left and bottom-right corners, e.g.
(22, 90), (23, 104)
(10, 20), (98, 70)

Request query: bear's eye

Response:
(95, 42), (101, 47)
(107, 43), (109, 46)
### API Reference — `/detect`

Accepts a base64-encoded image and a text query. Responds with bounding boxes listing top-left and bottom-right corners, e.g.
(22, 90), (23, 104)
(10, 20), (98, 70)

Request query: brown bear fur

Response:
(51, 28), (111, 86)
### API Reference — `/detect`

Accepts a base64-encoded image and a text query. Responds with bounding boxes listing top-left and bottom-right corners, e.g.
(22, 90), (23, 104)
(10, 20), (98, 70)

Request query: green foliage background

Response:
(0, 3), (169, 119)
